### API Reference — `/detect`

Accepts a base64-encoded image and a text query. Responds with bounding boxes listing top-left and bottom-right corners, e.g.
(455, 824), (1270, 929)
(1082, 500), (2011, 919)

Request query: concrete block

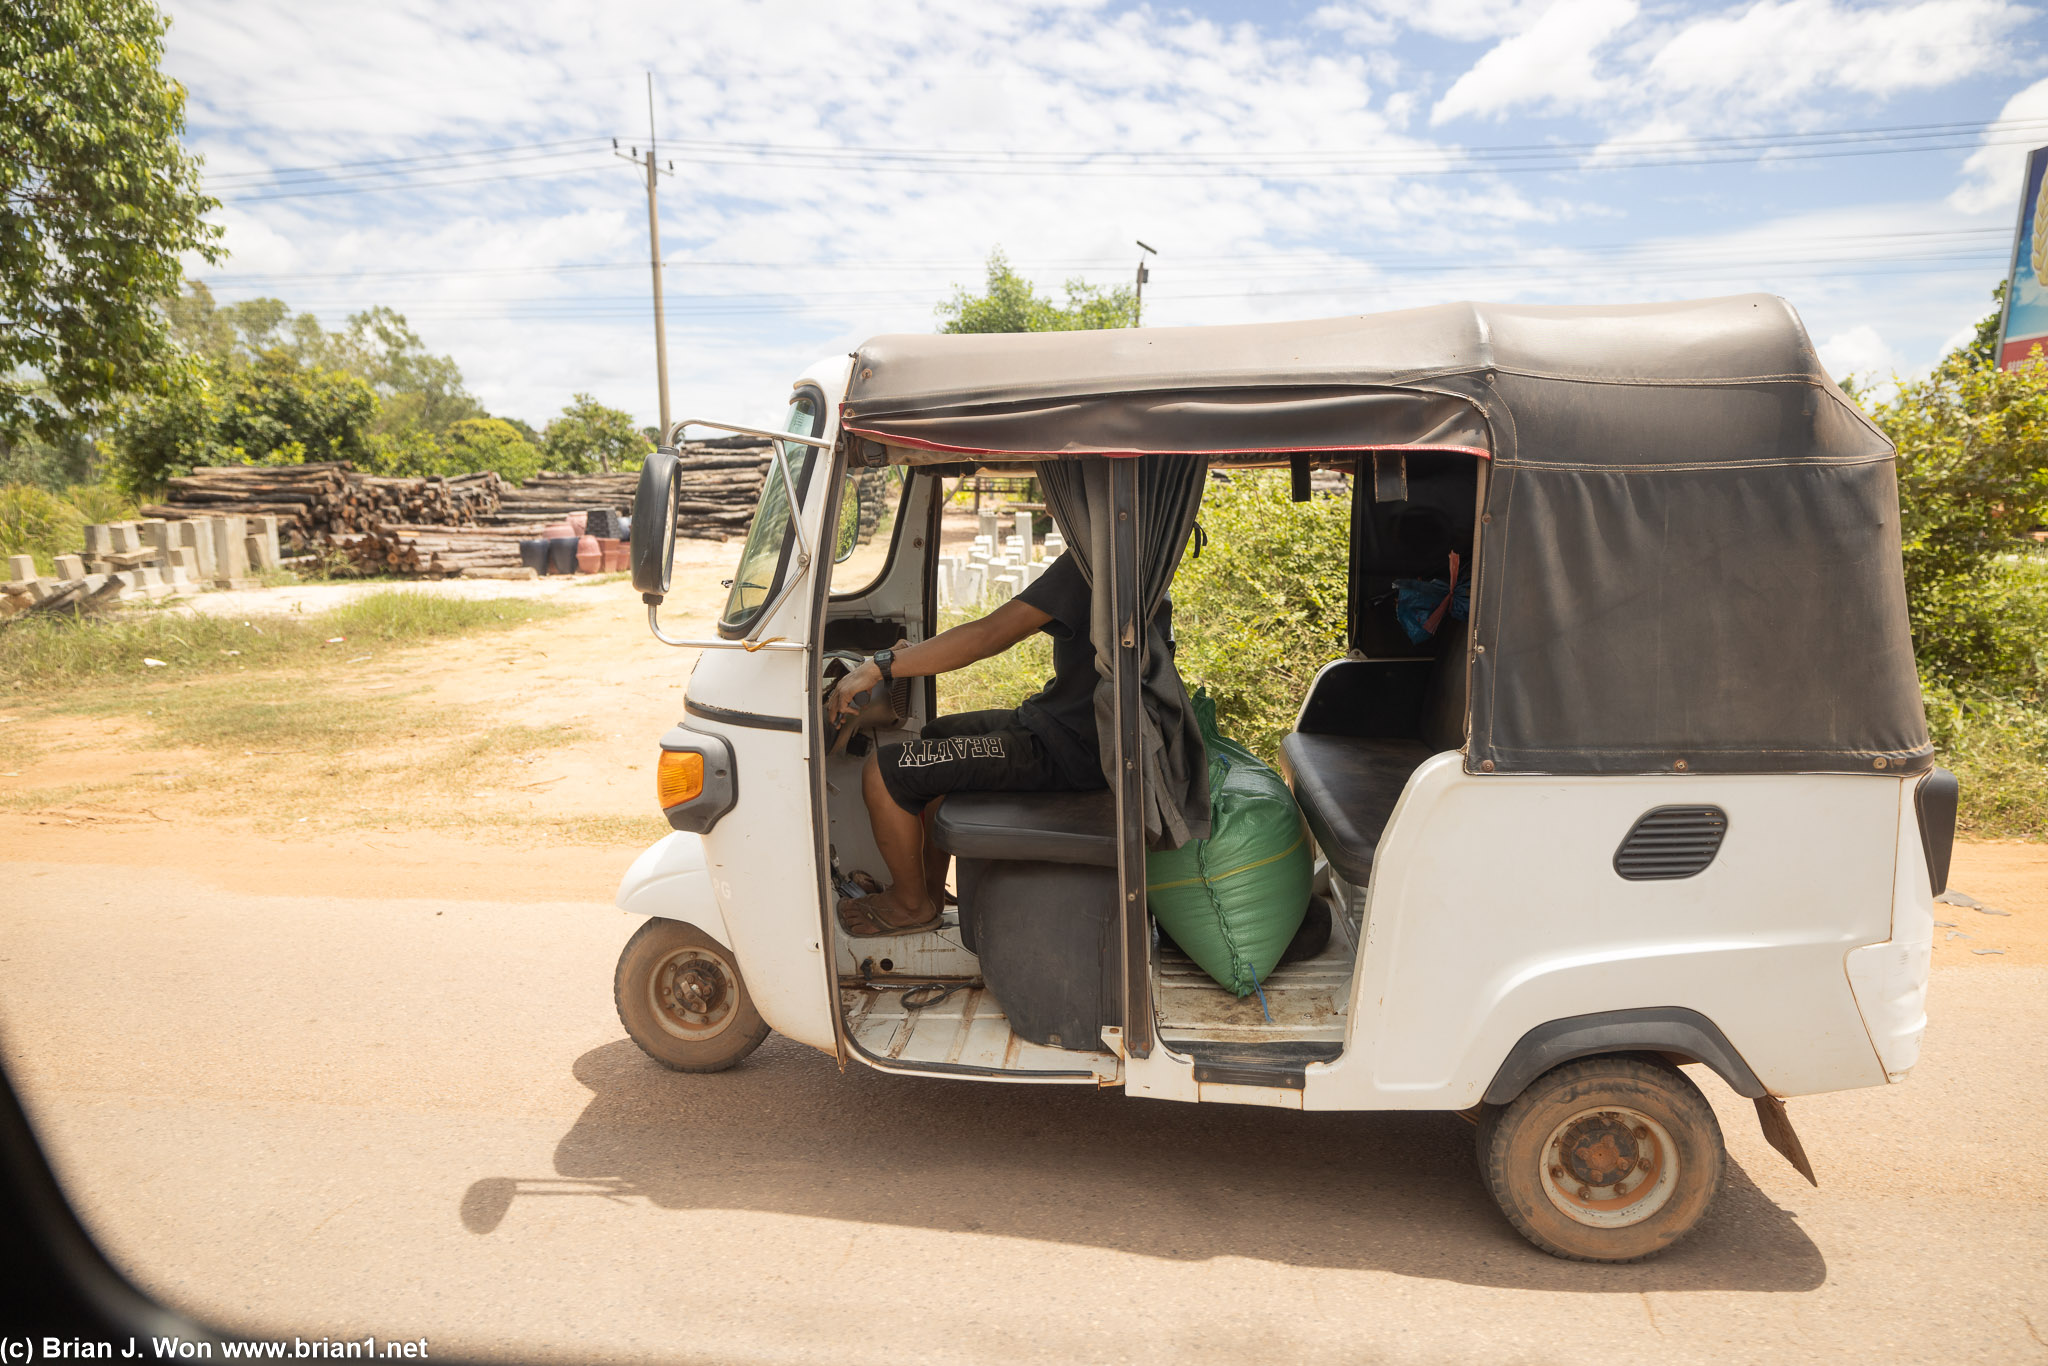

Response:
(254, 515), (281, 568)
(110, 523), (141, 554)
(84, 524), (113, 556)
(83, 574), (116, 601)
(6, 554), (35, 581)
(111, 570), (139, 590)
(140, 519), (174, 556)
(207, 515), (248, 585)
(960, 563), (986, 605)
(245, 533), (275, 573)
(138, 566), (163, 588)
(54, 554), (85, 580)
(1014, 510), (1033, 556)
(170, 547), (198, 577)
(177, 519), (216, 579)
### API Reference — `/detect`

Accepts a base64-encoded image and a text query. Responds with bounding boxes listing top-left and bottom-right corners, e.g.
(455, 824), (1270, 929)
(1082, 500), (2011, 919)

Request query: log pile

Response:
(326, 525), (529, 578)
(141, 464), (503, 549)
(481, 437), (775, 541)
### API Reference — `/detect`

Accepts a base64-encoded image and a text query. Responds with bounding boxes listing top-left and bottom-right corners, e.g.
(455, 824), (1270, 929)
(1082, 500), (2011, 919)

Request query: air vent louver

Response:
(1613, 805), (1728, 881)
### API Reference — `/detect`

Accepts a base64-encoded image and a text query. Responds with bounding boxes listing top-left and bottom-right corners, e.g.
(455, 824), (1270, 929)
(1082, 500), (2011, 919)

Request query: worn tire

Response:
(614, 918), (770, 1073)
(1478, 1054), (1724, 1263)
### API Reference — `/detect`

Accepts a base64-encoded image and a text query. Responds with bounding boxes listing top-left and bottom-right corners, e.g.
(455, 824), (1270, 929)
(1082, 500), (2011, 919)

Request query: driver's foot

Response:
(836, 888), (941, 937)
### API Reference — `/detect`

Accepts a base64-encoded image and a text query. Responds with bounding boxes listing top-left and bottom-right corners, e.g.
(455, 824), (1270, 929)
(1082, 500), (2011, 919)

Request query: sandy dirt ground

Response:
(0, 557), (2044, 1364)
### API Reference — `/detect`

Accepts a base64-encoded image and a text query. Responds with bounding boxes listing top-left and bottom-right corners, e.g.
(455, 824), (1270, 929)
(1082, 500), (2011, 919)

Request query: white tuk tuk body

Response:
(614, 309), (1942, 1121)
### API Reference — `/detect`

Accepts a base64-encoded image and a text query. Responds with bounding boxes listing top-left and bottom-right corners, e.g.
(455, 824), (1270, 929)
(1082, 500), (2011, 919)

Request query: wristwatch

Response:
(872, 648), (895, 683)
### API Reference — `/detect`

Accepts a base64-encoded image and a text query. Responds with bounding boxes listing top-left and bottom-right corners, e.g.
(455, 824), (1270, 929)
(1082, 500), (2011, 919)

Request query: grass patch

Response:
(147, 684), (421, 754)
(934, 607), (1053, 715)
(0, 589), (568, 693)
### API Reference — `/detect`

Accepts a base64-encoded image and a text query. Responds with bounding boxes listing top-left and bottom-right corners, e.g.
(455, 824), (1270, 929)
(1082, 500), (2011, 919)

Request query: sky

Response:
(162, 0), (2048, 432)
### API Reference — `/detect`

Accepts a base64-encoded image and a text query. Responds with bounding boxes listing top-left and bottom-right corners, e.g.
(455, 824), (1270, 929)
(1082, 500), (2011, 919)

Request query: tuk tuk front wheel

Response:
(1477, 1054), (1724, 1263)
(615, 918), (770, 1072)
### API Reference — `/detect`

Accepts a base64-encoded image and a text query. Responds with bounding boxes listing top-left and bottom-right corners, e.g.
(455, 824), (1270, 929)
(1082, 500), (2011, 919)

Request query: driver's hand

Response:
(829, 661), (882, 724)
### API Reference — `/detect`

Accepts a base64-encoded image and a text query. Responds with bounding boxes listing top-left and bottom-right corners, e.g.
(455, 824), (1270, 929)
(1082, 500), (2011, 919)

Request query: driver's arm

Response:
(829, 597), (1050, 719)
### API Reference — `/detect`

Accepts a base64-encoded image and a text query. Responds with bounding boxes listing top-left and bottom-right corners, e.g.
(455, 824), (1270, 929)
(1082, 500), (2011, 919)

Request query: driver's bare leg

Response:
(921, 800), (950, 907)
(859, 751), (938, 926)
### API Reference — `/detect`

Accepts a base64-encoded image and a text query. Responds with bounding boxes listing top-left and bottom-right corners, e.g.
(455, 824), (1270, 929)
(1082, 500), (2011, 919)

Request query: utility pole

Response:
(615, 73), (675, 435)
(1134, 240), (1157, 327)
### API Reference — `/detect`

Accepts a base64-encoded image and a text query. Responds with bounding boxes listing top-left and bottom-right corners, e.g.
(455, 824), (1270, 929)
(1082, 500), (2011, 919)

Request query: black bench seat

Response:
(932, 789), (1117, 866)
(1278, 734), (1436, 888)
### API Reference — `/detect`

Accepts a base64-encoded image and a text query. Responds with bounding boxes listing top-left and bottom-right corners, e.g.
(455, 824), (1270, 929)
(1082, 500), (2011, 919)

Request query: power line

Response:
(200, 114), (2048, 203)
(192, 226), (2011, 285)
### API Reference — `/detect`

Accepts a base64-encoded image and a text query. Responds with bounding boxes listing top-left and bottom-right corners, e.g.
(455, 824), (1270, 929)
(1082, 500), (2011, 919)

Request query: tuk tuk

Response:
(611, 294), (1955, 1263)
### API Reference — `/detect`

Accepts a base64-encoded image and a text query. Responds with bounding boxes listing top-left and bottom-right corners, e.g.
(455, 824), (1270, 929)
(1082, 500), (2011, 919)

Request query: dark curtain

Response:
(1037, 456), (1212, 849)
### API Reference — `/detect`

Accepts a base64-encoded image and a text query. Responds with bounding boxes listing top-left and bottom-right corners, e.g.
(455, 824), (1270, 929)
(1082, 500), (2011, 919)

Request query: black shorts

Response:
(875, 709), (1103, 814)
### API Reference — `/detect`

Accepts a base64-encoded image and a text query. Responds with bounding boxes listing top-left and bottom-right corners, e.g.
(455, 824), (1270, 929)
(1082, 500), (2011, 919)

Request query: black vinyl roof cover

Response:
(845, 295), (1931, 778)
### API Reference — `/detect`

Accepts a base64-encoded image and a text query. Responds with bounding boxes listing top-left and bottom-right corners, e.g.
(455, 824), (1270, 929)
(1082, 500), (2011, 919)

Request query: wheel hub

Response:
(1540, 1106), (1677, 1228)
(649, 948), (737, 1041)
(1560, 1113), (1641, 1188)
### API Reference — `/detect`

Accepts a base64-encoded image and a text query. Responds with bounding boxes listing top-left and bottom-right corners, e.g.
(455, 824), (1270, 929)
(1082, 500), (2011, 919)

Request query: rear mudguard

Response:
(615, 833), (733, 949)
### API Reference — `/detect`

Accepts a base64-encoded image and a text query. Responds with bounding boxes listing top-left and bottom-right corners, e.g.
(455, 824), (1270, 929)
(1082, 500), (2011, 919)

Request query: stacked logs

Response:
(328, 524), (529, 578)
(142, 464), (503, 549)
(481, 437), (774, 541)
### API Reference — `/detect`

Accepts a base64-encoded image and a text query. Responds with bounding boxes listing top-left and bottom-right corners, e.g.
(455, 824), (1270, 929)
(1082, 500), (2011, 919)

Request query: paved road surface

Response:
(2, 864), (2043, 1364)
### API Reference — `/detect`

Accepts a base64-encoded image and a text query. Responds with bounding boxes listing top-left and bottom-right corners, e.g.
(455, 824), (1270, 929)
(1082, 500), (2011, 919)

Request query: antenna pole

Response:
(645, 72), (672, 432)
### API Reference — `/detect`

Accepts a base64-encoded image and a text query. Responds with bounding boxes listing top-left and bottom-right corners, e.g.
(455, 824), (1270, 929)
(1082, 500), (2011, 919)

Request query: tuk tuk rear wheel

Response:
(615, 918), (770, 1073)
(1478, 1054), (1724, 1263)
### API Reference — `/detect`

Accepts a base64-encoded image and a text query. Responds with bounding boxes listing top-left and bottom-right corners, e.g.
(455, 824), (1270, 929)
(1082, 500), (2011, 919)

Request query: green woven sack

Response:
(1146, 691), (1313, 996)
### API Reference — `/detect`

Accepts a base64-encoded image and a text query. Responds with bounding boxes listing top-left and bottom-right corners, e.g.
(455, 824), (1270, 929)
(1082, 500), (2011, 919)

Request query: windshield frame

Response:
(717, 384), (829, 639)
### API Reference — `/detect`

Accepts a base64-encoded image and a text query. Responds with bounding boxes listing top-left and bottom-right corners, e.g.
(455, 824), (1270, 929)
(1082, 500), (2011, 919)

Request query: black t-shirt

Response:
(1012, 552), (1168, 787)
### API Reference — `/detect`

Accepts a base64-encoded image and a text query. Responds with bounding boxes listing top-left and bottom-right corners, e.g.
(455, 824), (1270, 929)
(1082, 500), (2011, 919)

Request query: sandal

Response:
(836, 894), (943, 938)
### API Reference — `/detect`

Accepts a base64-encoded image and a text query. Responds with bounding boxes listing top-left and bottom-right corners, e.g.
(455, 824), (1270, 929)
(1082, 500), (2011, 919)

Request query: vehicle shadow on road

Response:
(459, 1036), (1825, 1293)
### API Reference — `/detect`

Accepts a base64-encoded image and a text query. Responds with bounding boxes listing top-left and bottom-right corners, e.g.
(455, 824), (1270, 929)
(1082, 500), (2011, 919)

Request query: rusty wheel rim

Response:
(647, 946), (738, 1042)
(1539, 1106), (1678, 1228)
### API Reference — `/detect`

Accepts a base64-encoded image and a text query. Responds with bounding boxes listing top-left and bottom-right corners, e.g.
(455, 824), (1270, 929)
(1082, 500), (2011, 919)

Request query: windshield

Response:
(720, 388), (825, 634)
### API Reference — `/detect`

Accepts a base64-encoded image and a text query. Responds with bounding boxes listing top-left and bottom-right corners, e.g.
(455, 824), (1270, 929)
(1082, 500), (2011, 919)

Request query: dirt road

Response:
(1, 570), (2045, 1363)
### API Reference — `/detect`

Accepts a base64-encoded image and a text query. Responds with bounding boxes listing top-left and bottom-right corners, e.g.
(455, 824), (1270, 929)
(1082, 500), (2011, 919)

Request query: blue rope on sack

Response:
(1248, 961), (1272, 1023)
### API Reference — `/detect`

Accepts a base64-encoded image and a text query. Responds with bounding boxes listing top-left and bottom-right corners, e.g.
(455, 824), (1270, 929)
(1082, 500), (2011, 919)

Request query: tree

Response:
(1, 0), (220, 444)
(937, 250), (1138, 334)
(112, 351), (377, 489)
(544, 393), (649, 473)
(1851, 286), (2048, 694)
(431, 417), (542, 484)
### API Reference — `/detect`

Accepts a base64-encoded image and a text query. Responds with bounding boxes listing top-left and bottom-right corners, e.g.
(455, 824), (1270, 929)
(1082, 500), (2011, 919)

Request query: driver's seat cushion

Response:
(932, 790), (1116, 867)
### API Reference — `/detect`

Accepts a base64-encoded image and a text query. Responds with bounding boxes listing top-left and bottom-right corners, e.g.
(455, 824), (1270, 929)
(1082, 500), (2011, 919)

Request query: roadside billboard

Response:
(1998, 146), (2048, 369)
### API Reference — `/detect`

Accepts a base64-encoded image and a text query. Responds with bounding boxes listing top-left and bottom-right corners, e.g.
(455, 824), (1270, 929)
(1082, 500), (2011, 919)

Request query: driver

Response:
(825, 550), (1126, 937)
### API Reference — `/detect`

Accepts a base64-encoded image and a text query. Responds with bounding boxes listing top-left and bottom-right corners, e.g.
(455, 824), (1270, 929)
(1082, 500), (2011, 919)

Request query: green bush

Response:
(1860, 357), (2048, 693)
(61, 483), (138, 526)
(1171, 471), (1352, 764)
(0, 485), (87, 575)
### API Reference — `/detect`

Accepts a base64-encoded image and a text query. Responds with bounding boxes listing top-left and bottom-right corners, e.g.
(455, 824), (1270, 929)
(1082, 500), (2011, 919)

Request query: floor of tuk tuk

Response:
(1151, 936), (1352, 1048)
(842, 982), (1118, 1075)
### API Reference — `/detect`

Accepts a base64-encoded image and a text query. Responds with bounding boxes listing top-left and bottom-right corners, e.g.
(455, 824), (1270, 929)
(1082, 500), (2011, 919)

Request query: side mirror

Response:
(834, 474), (864, 563)
(631, 447), (682, 600)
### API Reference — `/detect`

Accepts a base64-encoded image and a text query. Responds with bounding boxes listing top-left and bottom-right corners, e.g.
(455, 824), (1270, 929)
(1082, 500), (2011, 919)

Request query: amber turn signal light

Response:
(657, 750), (705, 809)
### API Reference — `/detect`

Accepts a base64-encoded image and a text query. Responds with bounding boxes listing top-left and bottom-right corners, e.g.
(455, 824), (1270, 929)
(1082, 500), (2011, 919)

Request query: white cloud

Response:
(1817, 323), (1904, 385)
(1428, 0), (2026, 128)
(155, 0), (2033, 426)
(1953, 75), (2048, 215)
(1314, 0), (1548, 43)
(1431, 0), (1640, 124)
(1645, 0), (2023, 109)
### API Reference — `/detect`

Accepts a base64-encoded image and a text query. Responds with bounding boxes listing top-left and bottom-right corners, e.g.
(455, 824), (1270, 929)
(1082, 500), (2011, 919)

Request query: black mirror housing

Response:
(631, 447), (682, 600)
